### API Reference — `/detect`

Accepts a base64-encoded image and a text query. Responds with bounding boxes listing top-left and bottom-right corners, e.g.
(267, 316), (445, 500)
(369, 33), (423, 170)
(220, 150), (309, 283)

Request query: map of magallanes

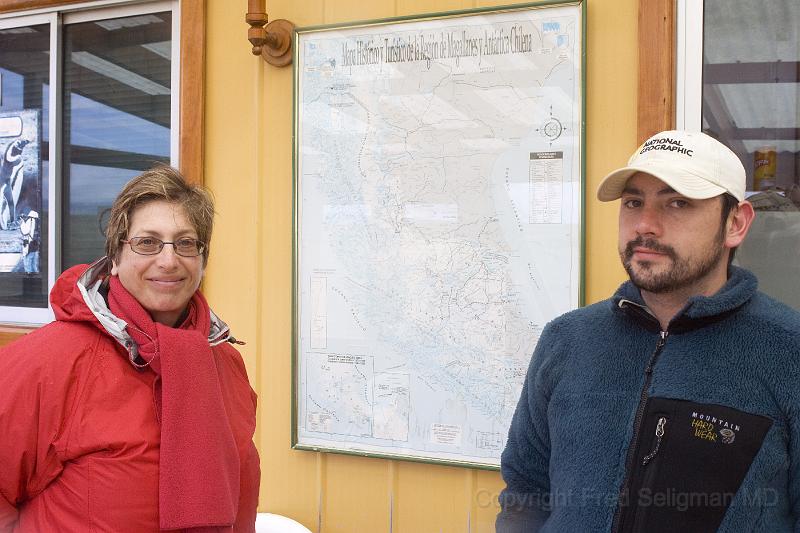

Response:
(295, 3), (583, 467)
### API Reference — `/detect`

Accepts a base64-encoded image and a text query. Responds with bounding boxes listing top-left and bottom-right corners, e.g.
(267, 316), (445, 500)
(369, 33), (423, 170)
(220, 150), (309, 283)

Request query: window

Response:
(0, 0), (179, 323)
(677, 0), (800, 309)
(0, 20), (49, 311)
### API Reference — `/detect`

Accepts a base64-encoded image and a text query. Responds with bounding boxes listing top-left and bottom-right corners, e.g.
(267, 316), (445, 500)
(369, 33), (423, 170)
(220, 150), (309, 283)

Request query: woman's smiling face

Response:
(111, 200), (204, 326)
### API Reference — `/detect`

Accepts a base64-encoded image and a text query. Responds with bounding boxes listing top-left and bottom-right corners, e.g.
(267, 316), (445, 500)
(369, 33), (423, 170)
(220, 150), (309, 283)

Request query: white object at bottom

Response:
(255, 512), (313, 533)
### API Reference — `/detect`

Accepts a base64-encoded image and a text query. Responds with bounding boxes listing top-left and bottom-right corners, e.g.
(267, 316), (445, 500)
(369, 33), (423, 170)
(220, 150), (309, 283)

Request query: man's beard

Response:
(620, 234), (726, 294)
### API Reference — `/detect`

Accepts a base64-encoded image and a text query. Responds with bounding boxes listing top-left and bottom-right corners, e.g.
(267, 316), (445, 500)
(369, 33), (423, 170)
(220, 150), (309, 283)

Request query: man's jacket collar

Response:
(611, 266), (758, 333)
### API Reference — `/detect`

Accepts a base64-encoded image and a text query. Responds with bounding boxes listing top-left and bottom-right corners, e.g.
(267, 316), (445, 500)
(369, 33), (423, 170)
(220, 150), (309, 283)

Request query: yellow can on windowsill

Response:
(754, 146), (777, 191)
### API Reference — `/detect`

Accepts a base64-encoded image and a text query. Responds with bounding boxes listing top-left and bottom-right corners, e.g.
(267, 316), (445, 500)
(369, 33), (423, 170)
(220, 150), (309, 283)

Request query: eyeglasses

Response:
(122, 236), (205, 257)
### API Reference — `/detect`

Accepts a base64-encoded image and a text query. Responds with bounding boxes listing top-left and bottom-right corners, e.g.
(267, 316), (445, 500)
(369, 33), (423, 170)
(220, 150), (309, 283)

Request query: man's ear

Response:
(725, 200), (756, 249)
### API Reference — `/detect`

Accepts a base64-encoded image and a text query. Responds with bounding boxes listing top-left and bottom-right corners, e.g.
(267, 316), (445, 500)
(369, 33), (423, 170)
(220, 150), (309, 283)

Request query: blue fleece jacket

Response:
(497, 267), (800, 532)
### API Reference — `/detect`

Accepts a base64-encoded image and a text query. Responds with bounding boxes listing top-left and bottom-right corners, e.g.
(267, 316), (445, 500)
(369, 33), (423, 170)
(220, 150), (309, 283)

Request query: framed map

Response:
(293, 0), (585, 468)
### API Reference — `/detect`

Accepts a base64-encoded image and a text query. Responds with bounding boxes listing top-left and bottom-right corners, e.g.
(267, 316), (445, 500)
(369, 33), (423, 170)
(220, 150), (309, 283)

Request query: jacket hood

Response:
(51, 261), (101, 324)
(51, 257), (235, 368)
(612, 265), (758, 333)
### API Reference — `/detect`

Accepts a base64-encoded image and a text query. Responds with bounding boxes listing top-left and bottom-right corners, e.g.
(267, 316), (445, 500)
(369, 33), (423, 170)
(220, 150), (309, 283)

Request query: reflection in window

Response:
(62, 12), (171, 268)
(0, 25), (49, 308)
(703, 0), (800, 308)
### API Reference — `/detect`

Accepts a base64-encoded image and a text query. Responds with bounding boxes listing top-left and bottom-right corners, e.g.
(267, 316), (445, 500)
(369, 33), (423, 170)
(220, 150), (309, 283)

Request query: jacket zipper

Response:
(642, 417), (667, 466)
(611, 330), (668, 533)
(631, 416), (669, 532)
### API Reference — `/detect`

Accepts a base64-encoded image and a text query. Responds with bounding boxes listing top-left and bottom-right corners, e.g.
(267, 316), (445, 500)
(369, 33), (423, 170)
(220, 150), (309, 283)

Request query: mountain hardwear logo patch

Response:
(719, 428), (735, 444)
(691, 412), (741, 444)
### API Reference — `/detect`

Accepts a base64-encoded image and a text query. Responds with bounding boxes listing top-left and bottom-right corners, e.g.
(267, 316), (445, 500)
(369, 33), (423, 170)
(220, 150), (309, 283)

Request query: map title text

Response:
(341, 26), (535, 68)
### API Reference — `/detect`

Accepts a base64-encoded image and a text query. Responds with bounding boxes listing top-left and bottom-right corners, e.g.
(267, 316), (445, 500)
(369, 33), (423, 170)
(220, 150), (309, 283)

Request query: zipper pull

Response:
(642, 417), (667, 466)
(646, 332), (669, 374)
(656, 330), (668, 349)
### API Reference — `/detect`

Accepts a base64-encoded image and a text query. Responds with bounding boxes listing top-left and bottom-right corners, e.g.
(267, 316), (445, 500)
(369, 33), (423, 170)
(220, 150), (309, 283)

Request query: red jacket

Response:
(0, 262), (260, 532)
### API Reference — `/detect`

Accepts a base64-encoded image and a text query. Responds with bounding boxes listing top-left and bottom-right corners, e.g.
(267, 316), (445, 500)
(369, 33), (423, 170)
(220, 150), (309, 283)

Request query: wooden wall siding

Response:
(202, 0), (646, 531)
(0, 325), (34, 345)
(637, 0), (676, 143)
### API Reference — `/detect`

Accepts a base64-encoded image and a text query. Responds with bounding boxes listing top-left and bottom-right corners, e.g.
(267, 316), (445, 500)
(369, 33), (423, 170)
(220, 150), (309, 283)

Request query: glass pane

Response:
(0, 24), (49, 308)
(62, 12), (171, 269)
(702, 0), (800, 308)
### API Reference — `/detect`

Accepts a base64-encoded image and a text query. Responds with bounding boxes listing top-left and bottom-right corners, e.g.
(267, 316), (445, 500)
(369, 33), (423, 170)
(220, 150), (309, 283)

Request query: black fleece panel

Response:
(617, 397), (773, 533)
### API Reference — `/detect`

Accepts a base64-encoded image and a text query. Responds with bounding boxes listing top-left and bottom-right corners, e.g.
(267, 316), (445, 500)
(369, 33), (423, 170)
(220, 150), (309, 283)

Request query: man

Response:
(12, 210), (39, 274)
(497, 130), (800, 532)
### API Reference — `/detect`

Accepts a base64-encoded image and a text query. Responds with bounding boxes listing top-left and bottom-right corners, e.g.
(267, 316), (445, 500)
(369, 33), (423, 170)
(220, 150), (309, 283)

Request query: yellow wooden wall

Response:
(202, 0), (638, 531)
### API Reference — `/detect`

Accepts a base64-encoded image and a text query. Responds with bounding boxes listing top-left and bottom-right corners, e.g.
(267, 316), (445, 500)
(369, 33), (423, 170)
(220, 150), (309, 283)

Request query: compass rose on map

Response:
(536, 106), (566, 146)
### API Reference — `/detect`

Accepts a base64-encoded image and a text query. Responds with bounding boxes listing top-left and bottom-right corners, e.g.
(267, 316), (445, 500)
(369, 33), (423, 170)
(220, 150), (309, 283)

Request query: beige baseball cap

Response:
(597, 130), (746, 202)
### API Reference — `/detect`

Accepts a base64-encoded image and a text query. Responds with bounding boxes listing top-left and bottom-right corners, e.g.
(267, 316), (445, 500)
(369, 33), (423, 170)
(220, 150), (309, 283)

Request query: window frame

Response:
(0, 0), (204, 332)
(0, 11), (58, 325)
(637, 0), (677, 142)
(675, 0), (703, 131)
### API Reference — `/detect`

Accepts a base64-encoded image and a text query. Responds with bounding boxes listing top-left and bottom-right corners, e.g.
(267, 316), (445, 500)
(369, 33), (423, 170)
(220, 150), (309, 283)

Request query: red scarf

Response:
(108, 276), (240, 532)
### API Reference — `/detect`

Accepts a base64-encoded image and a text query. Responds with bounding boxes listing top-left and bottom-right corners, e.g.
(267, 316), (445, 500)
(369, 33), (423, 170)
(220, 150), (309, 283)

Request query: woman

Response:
(0, 167), (260, 532)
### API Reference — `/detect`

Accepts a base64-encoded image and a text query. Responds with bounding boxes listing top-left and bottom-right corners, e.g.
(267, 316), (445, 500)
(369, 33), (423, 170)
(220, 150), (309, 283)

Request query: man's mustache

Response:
(623, 237), (677, 262)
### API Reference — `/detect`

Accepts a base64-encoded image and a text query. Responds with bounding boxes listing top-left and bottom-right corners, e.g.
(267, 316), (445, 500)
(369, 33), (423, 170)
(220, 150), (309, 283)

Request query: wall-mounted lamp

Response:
(246, 0), (294, 67)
